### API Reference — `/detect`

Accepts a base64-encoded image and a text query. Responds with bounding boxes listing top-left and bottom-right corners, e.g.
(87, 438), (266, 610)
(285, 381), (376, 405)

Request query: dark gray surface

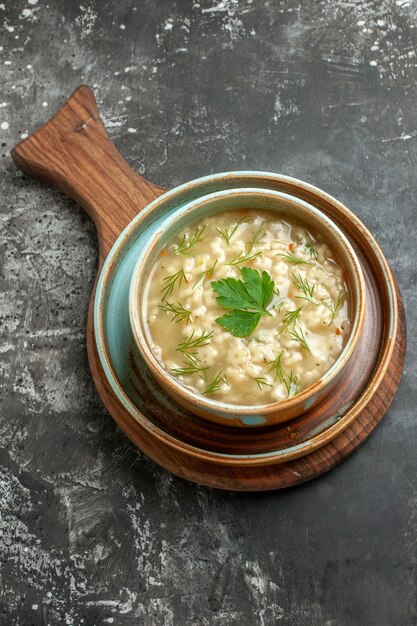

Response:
(0, 1), (415, 624)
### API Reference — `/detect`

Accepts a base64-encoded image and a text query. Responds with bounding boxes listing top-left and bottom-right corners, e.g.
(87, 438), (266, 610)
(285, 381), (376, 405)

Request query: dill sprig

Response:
(305, 243), (318, 260)
(253, 376), (273, 390)
(267, 350), (285, 381)
(216, 217), (252, 245)
(159, 301), (192, 324)
(251, 220), (267, 246)
(227, 248), (261, 266)
(289, 326), (311, 353)
(161, 269), (187, 301)
(291, 272), (318, 305)
(278, 306), (303, 334)
(192, 260), (218, 289)
(277, 252), (312, 266)
(267, 351), (299, 398)
(325, 290), (347, 325)
(203, 370), (229, 395)
(171, 355), (209, 377)
(175, 330), (214, 361)
(175, 225), (207, 255)
(283, 371), (299, 397)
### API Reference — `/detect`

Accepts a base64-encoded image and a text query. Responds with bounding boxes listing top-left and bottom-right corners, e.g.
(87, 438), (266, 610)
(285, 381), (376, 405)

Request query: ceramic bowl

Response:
(129, 187), (366, 427)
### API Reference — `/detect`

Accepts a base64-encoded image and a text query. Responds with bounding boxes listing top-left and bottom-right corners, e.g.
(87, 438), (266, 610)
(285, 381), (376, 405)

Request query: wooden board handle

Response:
(11, 85), (167, 260)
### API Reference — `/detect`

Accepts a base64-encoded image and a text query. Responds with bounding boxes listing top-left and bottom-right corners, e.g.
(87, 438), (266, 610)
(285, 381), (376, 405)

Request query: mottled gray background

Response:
(0, 0), (416, 624)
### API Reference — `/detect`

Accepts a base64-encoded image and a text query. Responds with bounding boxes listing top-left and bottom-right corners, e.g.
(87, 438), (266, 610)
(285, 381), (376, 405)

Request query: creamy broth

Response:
(144, 210), (351, 406)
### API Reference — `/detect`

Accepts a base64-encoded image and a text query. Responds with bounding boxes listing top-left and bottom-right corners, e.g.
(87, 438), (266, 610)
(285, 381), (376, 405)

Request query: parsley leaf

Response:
(211, 267), (275, 337)
(216, 310), (262, 337)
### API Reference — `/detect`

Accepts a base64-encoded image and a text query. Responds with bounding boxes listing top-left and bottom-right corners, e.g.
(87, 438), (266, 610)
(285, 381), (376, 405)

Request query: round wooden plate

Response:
(11, 86), (406, 490)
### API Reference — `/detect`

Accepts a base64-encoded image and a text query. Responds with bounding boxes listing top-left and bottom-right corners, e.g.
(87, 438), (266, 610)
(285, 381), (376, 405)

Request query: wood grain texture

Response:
(12, 85), (407, 491)
(11, 85), (166, 262)
(87, 283), (406, 490)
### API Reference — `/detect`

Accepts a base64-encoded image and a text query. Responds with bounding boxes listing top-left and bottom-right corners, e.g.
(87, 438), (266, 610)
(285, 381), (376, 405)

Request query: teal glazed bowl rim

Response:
(93, 170), (398, 460)
(128, 186), (366, 427)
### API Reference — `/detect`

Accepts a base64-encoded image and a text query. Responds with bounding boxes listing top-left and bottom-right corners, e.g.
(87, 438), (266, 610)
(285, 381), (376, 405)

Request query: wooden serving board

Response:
(11, 85), (406, 490)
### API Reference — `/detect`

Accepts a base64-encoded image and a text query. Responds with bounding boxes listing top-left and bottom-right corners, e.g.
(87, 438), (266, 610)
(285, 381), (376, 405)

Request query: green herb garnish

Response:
(267, 350), (285, 381)
(203, 370), (229, 395)
(325, 290), (347, 325)
(253, 376), (273, 390)
(251, 220), (267, 246)
(267, 351), (299, 398)
(175, 225), (207, 255)
(192, 260), (218, 289)
(216, 217), (252, 245)
(279, 306), (303, 334)
(291, 272), (317, 305)
(289, 326), (311, 353)
(175, 330), (214, 362)
(171, 355), (209, 377)
(159, 301), (192, 324)
(276, 252), (311, 266)
(305, 243), (318, 260)
(227, 248), (261, 267)
(161, 269), (187, 301)
(212, 267), (275, 338)
(283, 371), (299, 397)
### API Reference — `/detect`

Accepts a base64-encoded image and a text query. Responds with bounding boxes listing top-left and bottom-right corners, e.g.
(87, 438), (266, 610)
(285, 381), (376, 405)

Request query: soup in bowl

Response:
(129, 188), (366, 427)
